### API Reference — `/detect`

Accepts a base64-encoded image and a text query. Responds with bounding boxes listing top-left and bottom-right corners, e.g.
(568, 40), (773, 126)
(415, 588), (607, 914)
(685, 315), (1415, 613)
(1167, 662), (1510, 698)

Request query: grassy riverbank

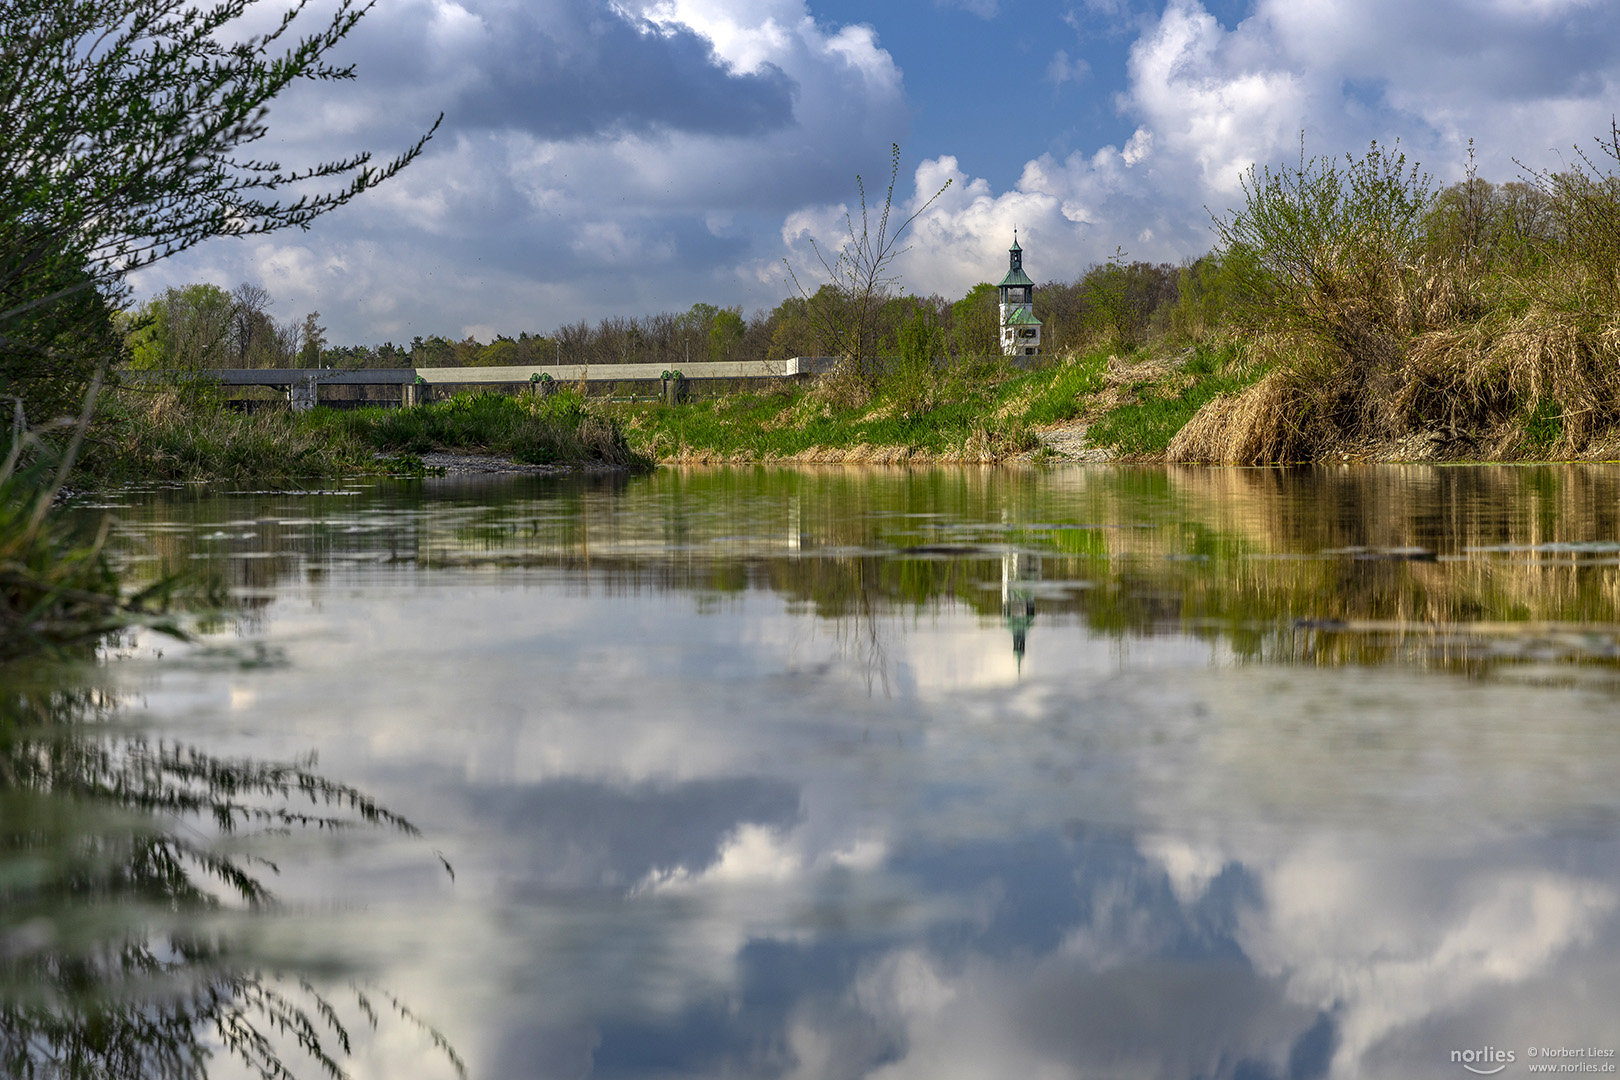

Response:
(619, 314), (1620, 467)
(72, 386), (649, 484)
(620, 127), (1620, 467)
(609, 341), (1263, 466)
(612, 342), (1266, 464)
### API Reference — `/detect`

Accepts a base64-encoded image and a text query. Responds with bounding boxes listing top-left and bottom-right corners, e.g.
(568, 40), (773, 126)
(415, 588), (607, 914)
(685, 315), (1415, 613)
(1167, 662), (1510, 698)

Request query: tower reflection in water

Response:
(1002, 548), (1039, 669)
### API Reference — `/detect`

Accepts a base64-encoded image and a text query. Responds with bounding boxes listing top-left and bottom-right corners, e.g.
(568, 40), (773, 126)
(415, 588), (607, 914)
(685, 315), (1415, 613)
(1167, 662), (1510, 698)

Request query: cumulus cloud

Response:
(131, 0), (908, 342)
(800, 0), (1620, 307)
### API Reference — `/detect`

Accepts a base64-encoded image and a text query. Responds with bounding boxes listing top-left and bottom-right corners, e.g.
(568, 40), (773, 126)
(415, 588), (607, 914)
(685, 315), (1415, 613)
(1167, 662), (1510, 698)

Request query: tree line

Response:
(128, 261), (1196, 372)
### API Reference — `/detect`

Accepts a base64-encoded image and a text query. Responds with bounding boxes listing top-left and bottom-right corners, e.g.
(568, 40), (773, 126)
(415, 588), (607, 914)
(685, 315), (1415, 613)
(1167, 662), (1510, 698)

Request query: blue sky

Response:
(131, 0), (1620, 345)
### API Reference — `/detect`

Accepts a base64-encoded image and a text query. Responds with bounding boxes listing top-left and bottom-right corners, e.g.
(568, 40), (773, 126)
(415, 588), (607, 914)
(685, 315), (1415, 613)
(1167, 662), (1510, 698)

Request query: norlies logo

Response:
(1453, 1047), (1517, 1075)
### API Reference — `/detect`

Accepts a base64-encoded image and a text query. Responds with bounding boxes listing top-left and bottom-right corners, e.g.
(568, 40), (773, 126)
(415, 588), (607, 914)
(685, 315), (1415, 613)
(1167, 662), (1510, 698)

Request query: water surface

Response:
(51, 466), (1620, 1077)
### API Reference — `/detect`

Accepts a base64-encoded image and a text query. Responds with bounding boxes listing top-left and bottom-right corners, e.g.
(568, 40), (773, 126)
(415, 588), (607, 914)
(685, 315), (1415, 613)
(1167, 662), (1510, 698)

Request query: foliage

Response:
(1423, 145), (1554, 274)
(708, 308), (746, 362)
(888, 309), (947, 417)
(1215, 138), (1434, 346)
(1, 0), (439, 283)
(0, 675), (464, 1080)
(125, 285), (235, 396)
(1522, 396), (1563, 452)
(1021, 352), (1108, 426)
(339, 390), (651, 470)
(1167, 253), (1248, 343)
(1, 0), (437, 425)
(1517, 120), (1620, 310)
(299, 312), (328, 366)
(1089, 362), (1263, 458)
(0, 247), (122, 425)
(1083, 248), (1140, 353)
(950, 284), (1000, 357)
(1186, 138), (1440, 451)
(0, 414), (195, 658)
(73, 386), (652, 482)
(73, 392), (387, 484)
(1175, 123), (1620, 463)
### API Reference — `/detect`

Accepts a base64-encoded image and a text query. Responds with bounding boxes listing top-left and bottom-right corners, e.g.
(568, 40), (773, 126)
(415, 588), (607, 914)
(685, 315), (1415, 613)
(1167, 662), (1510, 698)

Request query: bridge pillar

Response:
(290, 377), (317, 412)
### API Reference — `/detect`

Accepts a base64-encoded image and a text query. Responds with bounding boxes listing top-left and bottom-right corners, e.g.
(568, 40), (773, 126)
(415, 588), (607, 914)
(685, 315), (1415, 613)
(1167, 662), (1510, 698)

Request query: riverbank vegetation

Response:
(0, 431), (195, 658)
(611, 341), (1259, 463)
(67, 387), (648, 485)
(333, 388), (649, 470)
(1167, 130), (1620, 463)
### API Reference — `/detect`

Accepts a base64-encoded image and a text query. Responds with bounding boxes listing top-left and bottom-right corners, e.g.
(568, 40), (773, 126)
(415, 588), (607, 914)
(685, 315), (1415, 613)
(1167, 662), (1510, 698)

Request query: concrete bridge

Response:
(126, 357), (843, 409)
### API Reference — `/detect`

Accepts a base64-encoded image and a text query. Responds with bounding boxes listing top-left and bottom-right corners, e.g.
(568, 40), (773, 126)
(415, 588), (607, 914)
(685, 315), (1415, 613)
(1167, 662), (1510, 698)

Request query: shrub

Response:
(347, 390), (648, 469)
(1, 416), (190, 656)
(887, 310), (946, 417)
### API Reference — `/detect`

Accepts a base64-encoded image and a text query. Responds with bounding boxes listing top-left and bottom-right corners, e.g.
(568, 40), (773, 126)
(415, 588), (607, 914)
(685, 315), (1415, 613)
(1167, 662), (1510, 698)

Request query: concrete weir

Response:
(130, 358), (842, 409)
(419, 358), (838, 383)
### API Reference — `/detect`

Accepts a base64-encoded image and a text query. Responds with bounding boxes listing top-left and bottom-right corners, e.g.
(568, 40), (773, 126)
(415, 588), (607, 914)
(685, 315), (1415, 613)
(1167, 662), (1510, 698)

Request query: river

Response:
(8, 464), (1620, 1079)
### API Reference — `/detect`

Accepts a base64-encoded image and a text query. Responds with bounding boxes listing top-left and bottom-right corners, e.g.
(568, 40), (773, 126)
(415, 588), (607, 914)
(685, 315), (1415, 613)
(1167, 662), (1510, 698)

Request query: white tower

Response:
(996, 232), (1042, 357)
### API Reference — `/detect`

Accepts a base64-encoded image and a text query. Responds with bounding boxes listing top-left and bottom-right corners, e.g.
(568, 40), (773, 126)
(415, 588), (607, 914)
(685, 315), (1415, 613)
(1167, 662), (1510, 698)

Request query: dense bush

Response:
(341, 389), (649, 469)
(1174, 125), (1620, 463)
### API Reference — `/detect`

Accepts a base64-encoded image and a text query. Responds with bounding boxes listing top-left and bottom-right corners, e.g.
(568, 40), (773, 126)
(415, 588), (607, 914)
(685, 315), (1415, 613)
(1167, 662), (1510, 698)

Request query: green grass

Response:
(1087, 349), (1264, 457)
(615, 345), (1263, 462)
(617, 353), (1132, 461)
(332, 389), (649, 469)
(75, 395), (384, 484)
(1522, 397), (1564, 453)
(74, 387), (649, 484)
(1019, 352), (1108, 426)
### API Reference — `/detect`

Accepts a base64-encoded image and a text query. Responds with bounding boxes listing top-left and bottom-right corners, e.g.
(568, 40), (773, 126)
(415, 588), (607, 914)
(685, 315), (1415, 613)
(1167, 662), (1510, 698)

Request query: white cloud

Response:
(1121, 125), (1153, 165)
(1045, 48), (1091, 87)
(131, 0), (909, 342)
(1242, 845), (1616, 1076)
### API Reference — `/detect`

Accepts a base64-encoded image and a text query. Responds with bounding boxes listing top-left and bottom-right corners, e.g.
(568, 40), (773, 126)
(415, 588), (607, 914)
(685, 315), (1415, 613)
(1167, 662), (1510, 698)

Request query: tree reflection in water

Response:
(0, 668), (463, 1079)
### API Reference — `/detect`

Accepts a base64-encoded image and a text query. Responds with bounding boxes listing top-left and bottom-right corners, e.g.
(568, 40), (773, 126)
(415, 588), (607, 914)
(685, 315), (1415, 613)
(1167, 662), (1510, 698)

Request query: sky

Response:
(128, 0), (1620, 346)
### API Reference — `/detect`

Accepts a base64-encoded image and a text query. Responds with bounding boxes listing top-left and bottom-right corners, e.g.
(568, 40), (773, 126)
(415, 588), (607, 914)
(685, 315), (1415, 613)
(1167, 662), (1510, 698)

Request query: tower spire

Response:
(995, 229), (1040, 356)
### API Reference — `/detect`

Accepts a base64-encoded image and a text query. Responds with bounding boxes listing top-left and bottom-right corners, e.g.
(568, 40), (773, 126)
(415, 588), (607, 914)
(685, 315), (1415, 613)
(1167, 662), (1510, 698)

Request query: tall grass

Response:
(1173, 124), (1620, 463)
(1022, 352), (1107, 426)
(76, 391), (384, 484)
(0, 398), (191, 658)
(1091, 362), (1260, 458)
(335, 388), (649, 469)
(73, 386), (650, 484)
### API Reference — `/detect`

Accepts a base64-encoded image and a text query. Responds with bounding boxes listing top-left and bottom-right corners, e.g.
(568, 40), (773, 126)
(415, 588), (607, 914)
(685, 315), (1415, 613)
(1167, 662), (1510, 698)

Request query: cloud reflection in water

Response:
(106, 467), (1620, 1079)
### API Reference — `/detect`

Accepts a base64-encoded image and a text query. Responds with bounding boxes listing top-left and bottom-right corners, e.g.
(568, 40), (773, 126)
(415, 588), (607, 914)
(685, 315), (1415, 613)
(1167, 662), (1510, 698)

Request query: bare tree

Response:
(785, 144), (951, 381)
